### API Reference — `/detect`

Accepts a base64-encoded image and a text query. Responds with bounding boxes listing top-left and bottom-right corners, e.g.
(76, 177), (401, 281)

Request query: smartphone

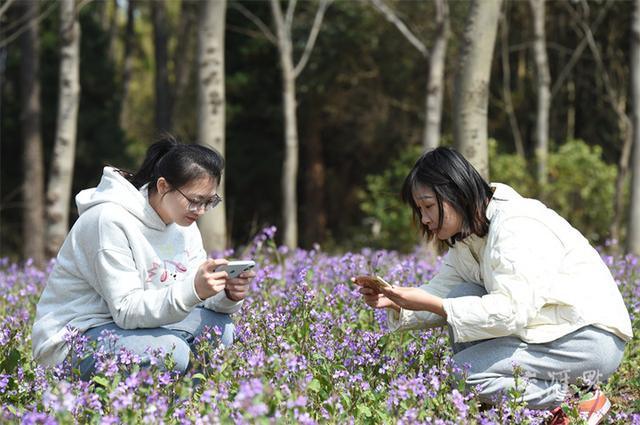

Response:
(216, 260), (256, 278)
(355, 275), (392, 291)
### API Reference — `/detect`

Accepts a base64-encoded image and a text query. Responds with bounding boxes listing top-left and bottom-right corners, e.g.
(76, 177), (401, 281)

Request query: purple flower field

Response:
(1, 227), (639, 424)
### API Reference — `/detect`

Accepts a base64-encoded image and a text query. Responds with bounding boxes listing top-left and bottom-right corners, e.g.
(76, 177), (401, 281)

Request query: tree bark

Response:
(46, 0), (81, 258)
(628, 0), (640, 254)
(453, 0), (502, 179)
(20, 0), (46, 266)
(197, 0), (227, 253)
(529, 0), (551, 187)
(271, 0), (299, 249)
(423, 0), (449, 151)
(151, 0), (171, 132)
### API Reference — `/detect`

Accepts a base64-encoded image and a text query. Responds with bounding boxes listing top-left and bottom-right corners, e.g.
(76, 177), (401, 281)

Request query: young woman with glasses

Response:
(354, 147), (632, 424)
(32, 136), (255, 379)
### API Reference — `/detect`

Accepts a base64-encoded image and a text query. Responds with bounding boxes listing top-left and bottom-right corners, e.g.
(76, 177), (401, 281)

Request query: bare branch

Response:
(0, 0), (58, 49)
(293, 0), (331, 78)
(285, 0), (297, 31)
(0, 0), (16, 18)
(370, 0), (427, 58)
(230, 1), (277, 45)
(574, 2), (627, 122)
(550, 0), (612, 99)
(227, 23), (272, 40)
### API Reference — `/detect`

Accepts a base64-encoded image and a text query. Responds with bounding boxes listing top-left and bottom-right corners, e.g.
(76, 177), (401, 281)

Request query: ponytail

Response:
(126, 134), (224, 194)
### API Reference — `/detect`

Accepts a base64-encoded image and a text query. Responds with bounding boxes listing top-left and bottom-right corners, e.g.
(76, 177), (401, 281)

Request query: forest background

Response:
(2, 0), (640, 265)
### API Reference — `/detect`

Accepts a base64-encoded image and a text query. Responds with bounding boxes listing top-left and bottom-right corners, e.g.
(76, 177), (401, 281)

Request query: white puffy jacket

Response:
(389, 183), (633, 344)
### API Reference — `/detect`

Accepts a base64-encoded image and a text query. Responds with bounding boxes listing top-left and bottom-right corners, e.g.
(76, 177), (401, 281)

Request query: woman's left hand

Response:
(379, 286), (447, 318)
(224, 270), (256, 301)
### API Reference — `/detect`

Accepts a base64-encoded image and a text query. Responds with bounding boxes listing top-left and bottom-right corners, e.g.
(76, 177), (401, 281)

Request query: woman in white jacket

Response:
(355, 147), (632, 424)
(32, 136), (255, 379)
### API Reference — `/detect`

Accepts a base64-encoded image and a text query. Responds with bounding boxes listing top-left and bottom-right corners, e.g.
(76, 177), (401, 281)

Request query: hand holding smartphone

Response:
(353, 275), (392, 292)
(216, 260), (256, 278)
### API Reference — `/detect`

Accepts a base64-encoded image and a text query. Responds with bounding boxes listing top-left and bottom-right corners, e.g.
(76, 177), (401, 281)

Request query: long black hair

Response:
(124, 135), (224, 194)
(401, 147), (492, 245)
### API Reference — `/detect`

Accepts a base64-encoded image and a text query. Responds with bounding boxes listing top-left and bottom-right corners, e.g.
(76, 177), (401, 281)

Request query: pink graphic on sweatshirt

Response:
(147, 259), (188, 283)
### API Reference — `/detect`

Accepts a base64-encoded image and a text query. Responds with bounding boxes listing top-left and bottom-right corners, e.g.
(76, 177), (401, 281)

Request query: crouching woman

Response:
(354, 147), (632, 424)
(32, 136), (255, 379)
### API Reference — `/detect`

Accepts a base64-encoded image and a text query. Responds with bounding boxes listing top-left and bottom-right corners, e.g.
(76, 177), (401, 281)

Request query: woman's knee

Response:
(167, 338), (191, 373)
(220, 320), (234, 347)
(196, 309), (235, 347)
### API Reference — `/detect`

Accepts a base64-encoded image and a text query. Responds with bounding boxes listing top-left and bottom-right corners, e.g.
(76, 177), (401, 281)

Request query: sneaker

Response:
(547, 406), (569, 425)
(578, 390), (611, 425)
(547, 390), (611, 425)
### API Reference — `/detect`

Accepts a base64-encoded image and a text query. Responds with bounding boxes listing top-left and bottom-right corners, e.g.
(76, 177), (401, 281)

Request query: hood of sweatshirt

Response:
(75, 167), (167, 231)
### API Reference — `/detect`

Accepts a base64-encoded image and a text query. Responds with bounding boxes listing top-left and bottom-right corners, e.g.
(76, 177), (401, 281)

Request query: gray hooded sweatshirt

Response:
(32, 167), (241, 366)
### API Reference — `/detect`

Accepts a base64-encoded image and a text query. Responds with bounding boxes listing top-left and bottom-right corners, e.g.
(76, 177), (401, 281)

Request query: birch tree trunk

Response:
(529, 0), (551, 187)
(453, 0), (502, 179)
(423, 0), (449, 151)
(197, 0), (227, 253)
(46, 0), (81, 258)
(152, 0), (171, 132)
(271, 0), (299, 249)
(20, 0), (45, 266)
(628, 0), (640, 254)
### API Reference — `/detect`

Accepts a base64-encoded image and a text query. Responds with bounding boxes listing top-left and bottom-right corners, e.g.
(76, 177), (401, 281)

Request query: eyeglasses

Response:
(174, 187), (222, 212)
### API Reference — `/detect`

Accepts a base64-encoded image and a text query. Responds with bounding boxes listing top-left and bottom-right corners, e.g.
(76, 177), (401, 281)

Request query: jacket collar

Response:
(485, 183), (522, 221)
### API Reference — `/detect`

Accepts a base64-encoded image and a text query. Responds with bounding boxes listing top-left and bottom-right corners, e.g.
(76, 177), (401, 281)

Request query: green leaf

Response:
(357, 405), (372, 417)
(307, 378), (322, 392)
(192, 373), (207, 382)
(92, 375), (110, 387)
(1, 349), (21, 373)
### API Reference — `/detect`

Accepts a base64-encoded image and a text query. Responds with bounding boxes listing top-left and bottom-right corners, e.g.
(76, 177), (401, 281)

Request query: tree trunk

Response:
(151, 0), (171, 132)
(271, 0), (299, 249)
(46, 0), (81, 258)
(453, 0), (502, 179)
(172, 0), (197, 120)
(423, 0), (449, 151)
(119, 0), (135, 129)
(303, 103), (327, 246)
(628, 0), (640, 254)
(566, 78), (575, 140)
(529, 0), (551, 187)
(611, 95), (632, 244)
(106, 0), (118, 64)
(197, 0), (227, 254)
(20, 0), (46, 266)
(280, 46), (299, 250)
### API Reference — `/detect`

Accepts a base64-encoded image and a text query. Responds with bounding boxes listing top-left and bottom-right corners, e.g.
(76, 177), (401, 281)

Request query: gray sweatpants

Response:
(441, 282), (626, 409)
(77, 307), (234, 380)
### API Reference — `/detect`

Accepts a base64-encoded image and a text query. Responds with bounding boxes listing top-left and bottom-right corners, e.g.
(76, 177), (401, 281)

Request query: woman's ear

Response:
(156, 177), (170, 196)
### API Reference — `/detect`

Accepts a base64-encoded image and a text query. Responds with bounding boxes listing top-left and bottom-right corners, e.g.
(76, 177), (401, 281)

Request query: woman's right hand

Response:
(352, 277), (401, 312)
(194, 258), (229, 300)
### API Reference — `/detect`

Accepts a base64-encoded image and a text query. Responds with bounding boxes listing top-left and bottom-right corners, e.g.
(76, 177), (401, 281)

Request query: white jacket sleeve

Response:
(388, 251), (464, 332)
(442, 217), (564, 343)
(93, 248), (203, 329)
(186, 228), (244, 314)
